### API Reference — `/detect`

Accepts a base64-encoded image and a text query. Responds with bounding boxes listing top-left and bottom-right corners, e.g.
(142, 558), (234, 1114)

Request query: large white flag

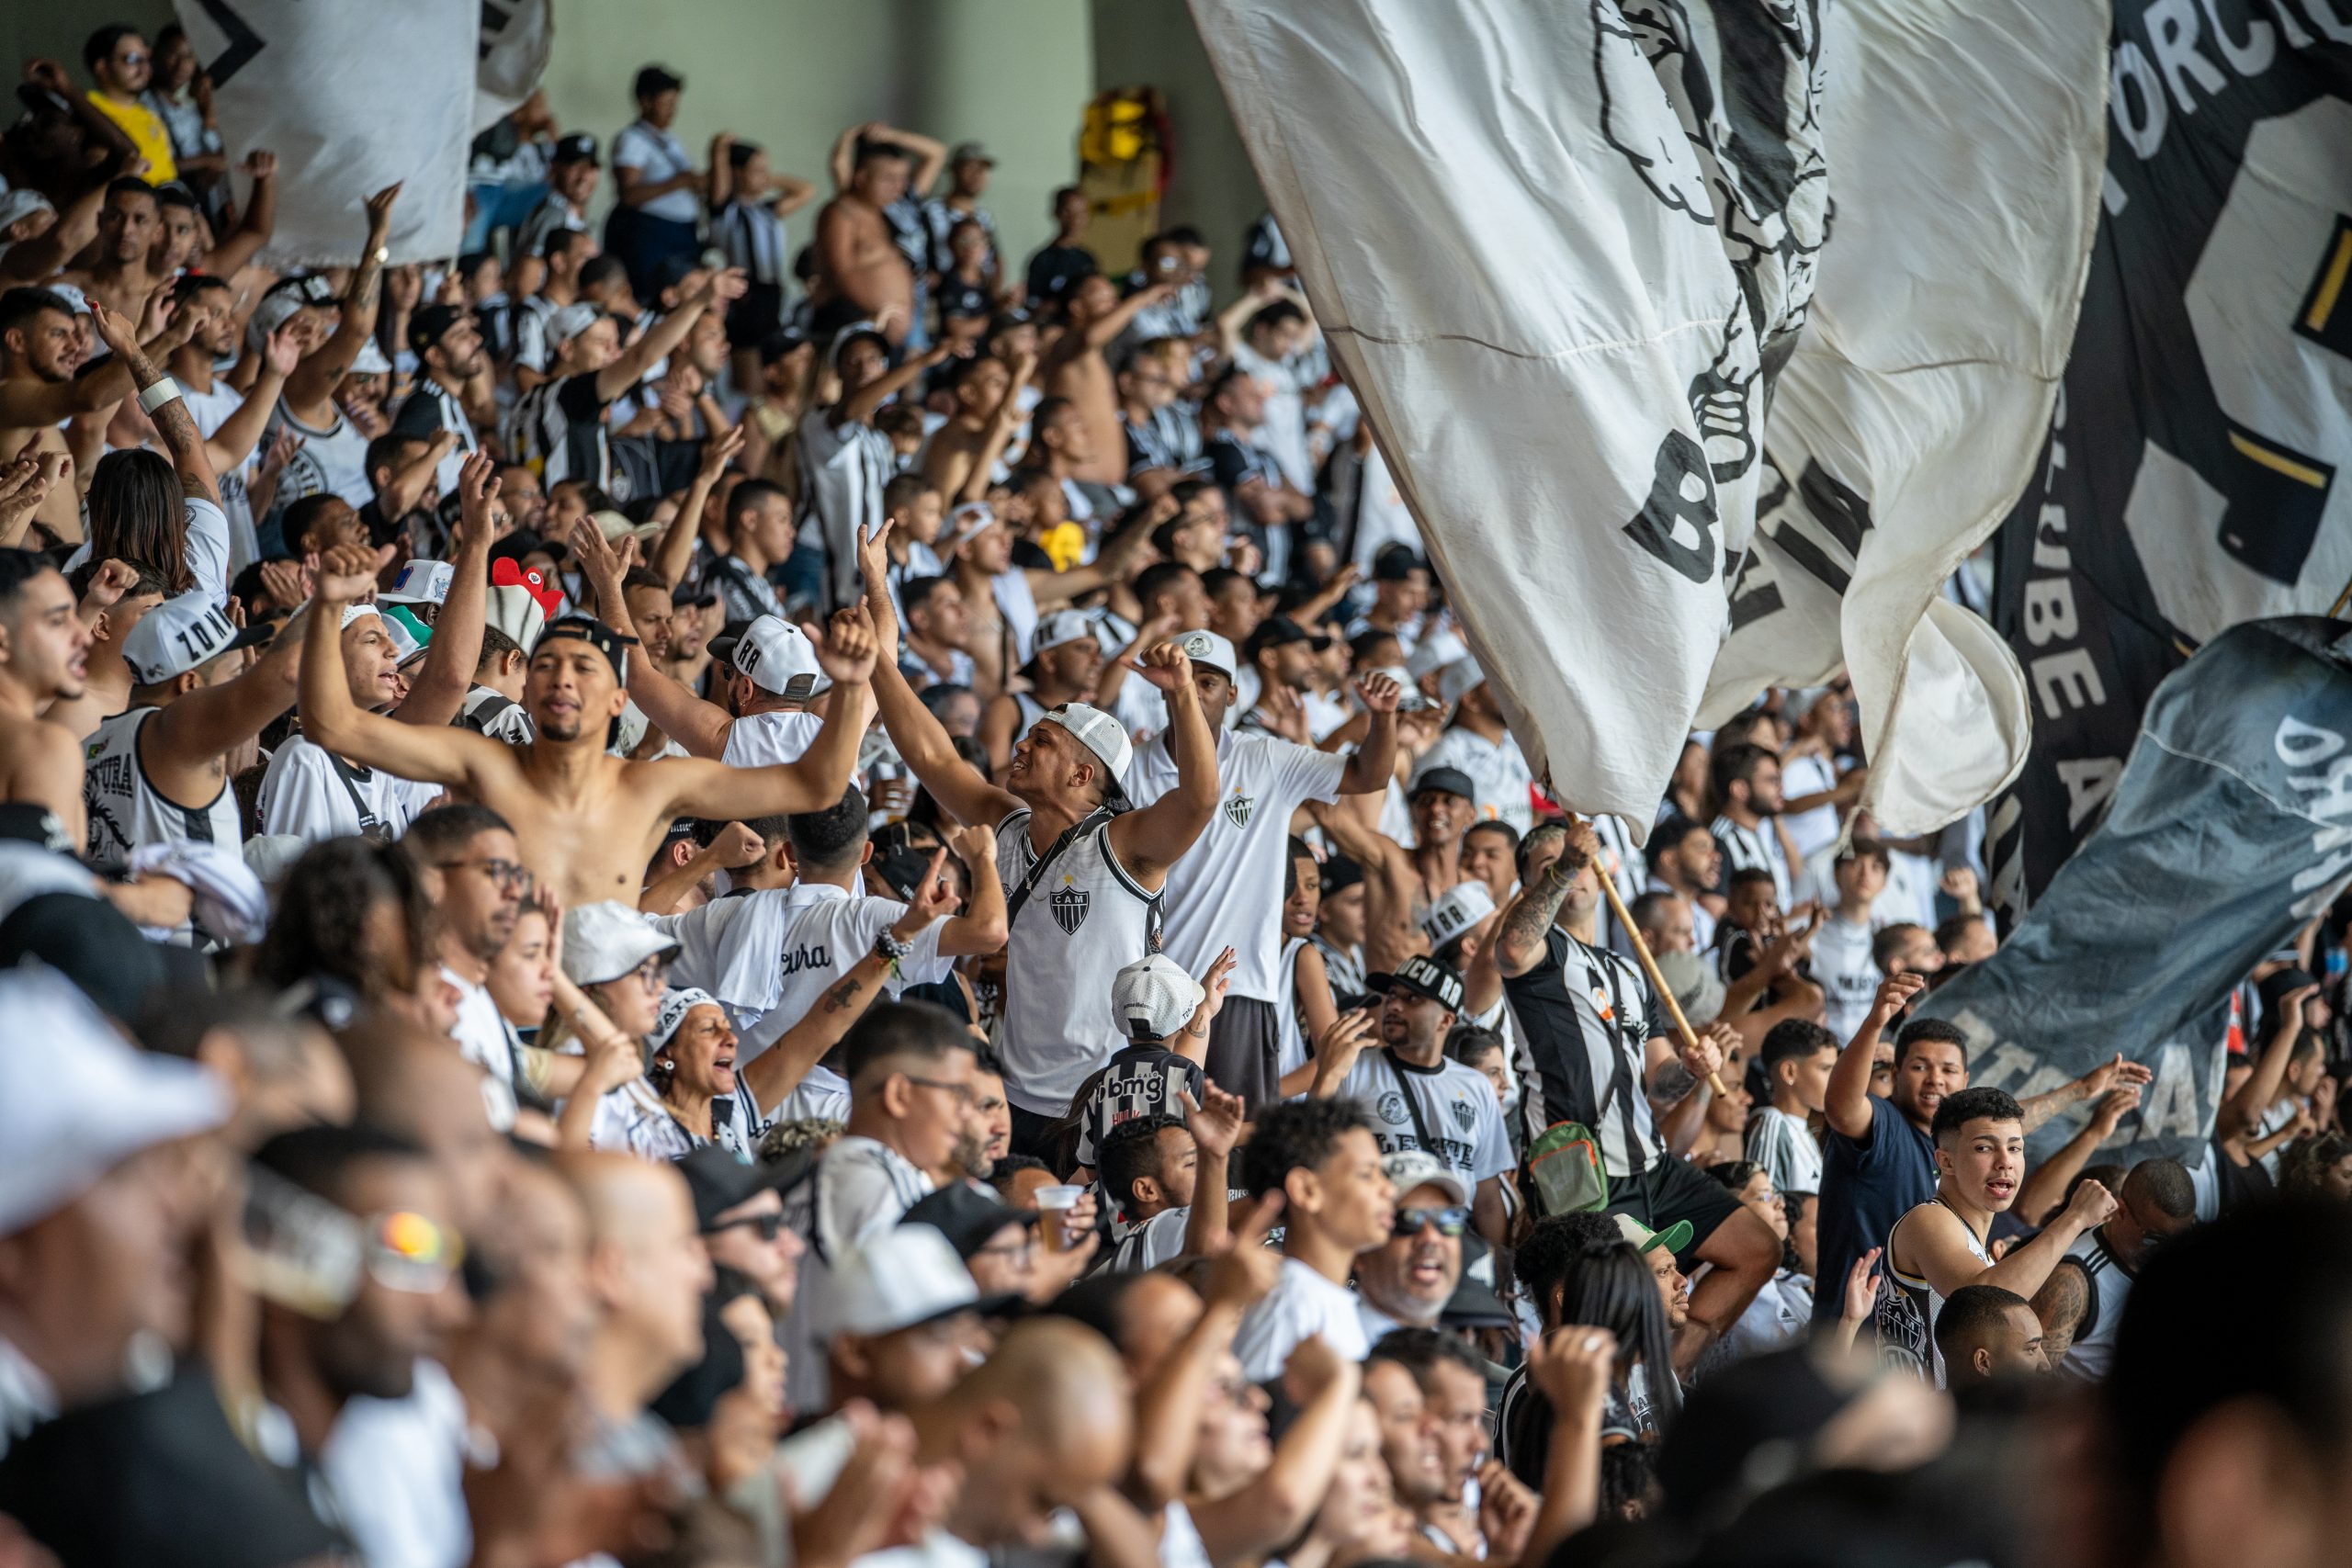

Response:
(1189, 0), (1828, 825)
(173, 0), (547, 266)
(1701, 0), (2108, 836)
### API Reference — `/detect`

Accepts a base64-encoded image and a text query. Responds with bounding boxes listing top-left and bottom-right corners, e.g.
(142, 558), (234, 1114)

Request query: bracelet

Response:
(137, 377), (183, 413)
(876, 929), (912, 963)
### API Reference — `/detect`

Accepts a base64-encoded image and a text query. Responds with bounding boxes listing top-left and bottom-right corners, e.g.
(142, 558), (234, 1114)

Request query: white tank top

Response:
(1874, 1198), (1990, 1388)
(83, 706), (243, 873)
(2056, 1227), (2132, 1382)
(266, 397), (375, 510)
(993, 807), (1162, 1115)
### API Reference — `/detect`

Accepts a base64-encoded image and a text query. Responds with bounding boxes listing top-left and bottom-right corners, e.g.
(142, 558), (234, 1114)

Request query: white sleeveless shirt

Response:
(993, 807), (1162, 1115)
(84, 706), (243, 874)
(1874, 1199), (1992, 1388)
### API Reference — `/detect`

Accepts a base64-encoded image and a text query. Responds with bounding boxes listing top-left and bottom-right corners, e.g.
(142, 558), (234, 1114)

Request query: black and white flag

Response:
(1917, 618), (2352, 1165)
(1988, 2), (2352, 920)
(1189, 0), (1829, 825)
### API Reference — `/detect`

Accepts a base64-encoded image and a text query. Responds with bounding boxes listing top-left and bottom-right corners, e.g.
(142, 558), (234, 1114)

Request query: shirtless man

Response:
(0, 284), (192, 544)
(1042, 273), (1181, 487)
(919, 351), (1035, 504)
(59, 179), (166, 321)
(814, 141), (915, 345)
(296, 540), (881, 908)
(0, 547), (94, 843)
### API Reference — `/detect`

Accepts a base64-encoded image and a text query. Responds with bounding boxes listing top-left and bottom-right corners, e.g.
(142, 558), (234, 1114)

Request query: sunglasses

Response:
(367, 1210), (464, 1293)
(1393, 1205), (1469, 1239)
(705, 1211), (788, 1242)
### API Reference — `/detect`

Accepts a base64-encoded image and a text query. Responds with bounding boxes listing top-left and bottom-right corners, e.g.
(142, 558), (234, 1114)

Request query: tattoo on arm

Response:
(822, 976), (862, 1013)
(1500, 856), (1582, 955)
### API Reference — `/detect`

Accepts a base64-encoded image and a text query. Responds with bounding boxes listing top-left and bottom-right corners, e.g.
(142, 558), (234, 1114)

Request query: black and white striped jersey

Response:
(1500, 928), (1667, 1178)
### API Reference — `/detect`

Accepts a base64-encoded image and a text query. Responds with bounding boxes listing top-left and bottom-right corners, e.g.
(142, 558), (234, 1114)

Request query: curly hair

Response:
(255, 837), (437, 1003)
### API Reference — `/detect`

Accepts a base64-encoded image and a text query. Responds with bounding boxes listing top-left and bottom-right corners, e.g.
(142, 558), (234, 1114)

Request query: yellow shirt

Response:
(86, 91), (176, 184)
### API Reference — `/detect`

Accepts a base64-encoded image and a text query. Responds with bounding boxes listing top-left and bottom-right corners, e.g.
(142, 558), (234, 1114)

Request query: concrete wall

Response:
(536, 0), (1093, 268)
(0, 2), (170, 99)
(1090, 0), (1267, 300)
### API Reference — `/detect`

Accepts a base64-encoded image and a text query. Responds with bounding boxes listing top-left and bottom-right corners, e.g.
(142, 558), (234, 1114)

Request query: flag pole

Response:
(1540, 778), (1730, 1099)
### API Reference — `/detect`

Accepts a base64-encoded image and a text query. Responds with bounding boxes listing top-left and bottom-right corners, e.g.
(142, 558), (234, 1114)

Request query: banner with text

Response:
(1986, 0), (2352, 921)
(1917, 618), (2352, 1164)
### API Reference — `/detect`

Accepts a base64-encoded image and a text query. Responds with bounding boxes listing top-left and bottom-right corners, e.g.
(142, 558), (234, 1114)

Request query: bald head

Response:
(927, 1318), (1135, 1547)
(954, 1316), (1133, 1454)
(555, 1150), (690, 1246)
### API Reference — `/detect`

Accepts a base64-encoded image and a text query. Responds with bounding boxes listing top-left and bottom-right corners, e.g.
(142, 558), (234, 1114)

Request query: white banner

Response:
(1702, 0), (2109, 836)
(174, 0), (477, 266)
(1189, 0), (1827, 827)
(476, 0), (556, 132)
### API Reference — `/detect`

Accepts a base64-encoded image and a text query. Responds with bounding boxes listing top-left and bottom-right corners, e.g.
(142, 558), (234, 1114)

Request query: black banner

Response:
(1922, 618), (2352, 1164)
(1988, 1), (2352, 924)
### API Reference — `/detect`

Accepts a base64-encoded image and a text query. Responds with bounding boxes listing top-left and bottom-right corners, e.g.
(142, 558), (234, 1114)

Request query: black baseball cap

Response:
(406, 302), (469, 356)
(537, 615), (639, 684)
(1410, 765), (1476, 804)
(552, 131), (600, 166)
(1244, 614), (1332, 660)
(1318, 852), (1363, 896)
(1373, 544), (1427, 581)
(1363, 954), (1464, 1013)
(634, 64), (684, 98)
(900, 1182), (1036, 1263)
(677, 1144), (815, 1232)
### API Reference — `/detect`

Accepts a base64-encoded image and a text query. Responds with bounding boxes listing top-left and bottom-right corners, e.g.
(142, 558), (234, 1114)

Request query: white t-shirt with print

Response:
(1332, 1051), (1512, 1190)
(1233, 1258), (1369, 1381)
(257, 736), (438, 846)
(1809, 912), (1882, 1042)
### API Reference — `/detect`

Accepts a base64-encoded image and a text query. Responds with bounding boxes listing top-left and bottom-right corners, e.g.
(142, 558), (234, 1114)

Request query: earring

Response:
(655, 1057), (673, 1070)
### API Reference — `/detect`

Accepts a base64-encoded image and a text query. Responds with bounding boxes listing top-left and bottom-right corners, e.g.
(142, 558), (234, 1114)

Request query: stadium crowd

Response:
(0, 28), (2347, 1568)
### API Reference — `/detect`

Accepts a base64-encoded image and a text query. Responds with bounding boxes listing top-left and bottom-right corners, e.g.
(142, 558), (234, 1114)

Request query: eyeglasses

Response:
(367, 1210), (464, 1293)
(448, 856), (535, 895)
(974, 1235), (1037, 1265)
(902, 1074), (978, 1106)
(628, 955), (670, 992)
(705, 1211), (788, 1241)
(118, 51), (148, 65)
(1393, 1205), (1469, 1239)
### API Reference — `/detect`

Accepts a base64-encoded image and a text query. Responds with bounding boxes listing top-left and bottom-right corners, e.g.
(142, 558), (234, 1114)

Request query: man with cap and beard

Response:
(294, 536), (879, 908)
(0, 970), (226, 1454)
(1127, 626), (1398, 1112)
(857, 524), (1220, 1152)
(1355, 1150), (1470, 1341)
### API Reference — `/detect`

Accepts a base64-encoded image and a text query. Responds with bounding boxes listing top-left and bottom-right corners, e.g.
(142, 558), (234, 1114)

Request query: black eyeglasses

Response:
(902, 1074), (978, 1106)
(447, 856), (535, 895)
(1393, 1205), (1469, 1239)
(704, 1212), (787, 1241)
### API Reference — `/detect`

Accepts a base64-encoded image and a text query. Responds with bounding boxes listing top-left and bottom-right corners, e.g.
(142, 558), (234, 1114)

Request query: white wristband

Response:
(137, 377), (182, 414)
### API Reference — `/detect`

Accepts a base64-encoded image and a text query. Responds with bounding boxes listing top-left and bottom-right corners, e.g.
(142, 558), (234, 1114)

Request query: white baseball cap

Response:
(1422, 880), (1497, 948)
(46, 282), (91, 317)
(350, 336), (393, 376)
(0, 188), (55, 232)
(944, 502), (1001, 550)
(733, 614), (827, 697)
(1436, 657), (1486, 708)
(1176, 628), (1237, 680)
(380, 560), (455, 606)
(339, 603), (384, 632)
(122, 592), (267, 686)
(1038, 703), (1132, 794)
(561, 900), (680, 987)
(1033, 609), (1096, 657)
(825, 1223), (993, 1337)
(546, 301), (603, 350)
(0, 968), (228, 1235)
(1383, 1148), (1470, 1208)
(1112, 953), (1205, 1042)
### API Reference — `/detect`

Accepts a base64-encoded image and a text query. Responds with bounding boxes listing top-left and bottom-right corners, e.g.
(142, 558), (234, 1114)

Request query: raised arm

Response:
(1025, 495), (1168, 607)
(199, 151), (277, 277)
(596, 270), (747, 403)
(1130, 1190), (1267, 1507)
(1335, 674), (1400, 795)
(2219, 986), (2312, 1141)
(655, 605), (877, 822)
(827, 122), (865, 192)
(2014, 1086), (2140, 1227)
(933, 824), (1010, 957)
(1085, 280), (1178, 352)
(1193, 1337), (1361, 1566)
(838, 341), (952, 429)
(204, 326), (296, 474)
(651, 426), (741, 589)
(286, 185), (399, 409)
(298, 542), (503, 790)
(1308, 797), (1424, 976)
(706, 131), (736, 211)
(1917, 1178), (2118, 1302)
(951, 350), (1035, 502)
(741, 935), (922, 1115)
(1826, 972), (1925, 1141)
(878, 125), (948, 195)
(1107, 643), (1219, 882)
(146, 601), (311, 779)
(394, 455), (498, 727)
(2019, 1052), (2155, 1138)
(90, 302), (215, 507)
(1492, 821), (1588, 980)
(575, 518), (732, 759)
(857, 523), (1020, 826)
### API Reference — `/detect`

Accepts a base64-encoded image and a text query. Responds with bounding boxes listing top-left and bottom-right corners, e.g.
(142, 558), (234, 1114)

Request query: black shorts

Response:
(1604, 1156), (1743, 1268)
(1203, 996), (1282, 1114)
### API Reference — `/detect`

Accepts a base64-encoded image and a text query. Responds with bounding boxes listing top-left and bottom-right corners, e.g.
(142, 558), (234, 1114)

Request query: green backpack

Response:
(1525, 1120), (1608, 1215)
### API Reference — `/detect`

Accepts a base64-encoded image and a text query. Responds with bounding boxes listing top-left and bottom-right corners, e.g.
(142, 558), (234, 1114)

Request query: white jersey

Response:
(258, 736), (438, 846)
(1744, 1105), (1824, 1197)
(83, 706), (242, 874)
(2056, 1228), (2135, 1382)
(993, 807), (1164, 1114)
(1331, 1049), (1513, 1190)
(797, 412), (898, 610)
(722, 709), (826, 771)
(1809, 912), (1882, 1042)
(1874, 1199), (1991, 1388)
(265, 398), (374, 509)
(709, 883), (955, 1067)
(1127, 728), (1345, 1002)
